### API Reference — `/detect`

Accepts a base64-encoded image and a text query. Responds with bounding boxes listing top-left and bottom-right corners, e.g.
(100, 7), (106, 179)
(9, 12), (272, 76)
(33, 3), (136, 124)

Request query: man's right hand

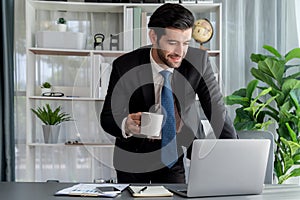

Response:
(125, 112), (142, 135)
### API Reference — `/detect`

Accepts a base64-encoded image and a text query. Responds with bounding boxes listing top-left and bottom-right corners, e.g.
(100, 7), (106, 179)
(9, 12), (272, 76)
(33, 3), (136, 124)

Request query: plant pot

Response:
(281, 165), (300, 184)
(42, 125), (61, 143)
(57, 24), (67, 32)
(41, 88), (52, 95)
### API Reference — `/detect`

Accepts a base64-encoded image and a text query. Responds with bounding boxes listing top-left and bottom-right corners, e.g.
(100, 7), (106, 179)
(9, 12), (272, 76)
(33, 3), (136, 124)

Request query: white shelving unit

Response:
(25, 0), (222, 182)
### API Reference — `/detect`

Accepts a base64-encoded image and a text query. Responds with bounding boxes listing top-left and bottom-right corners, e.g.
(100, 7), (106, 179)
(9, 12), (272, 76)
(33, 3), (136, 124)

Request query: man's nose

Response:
(174, 44), (184, 55)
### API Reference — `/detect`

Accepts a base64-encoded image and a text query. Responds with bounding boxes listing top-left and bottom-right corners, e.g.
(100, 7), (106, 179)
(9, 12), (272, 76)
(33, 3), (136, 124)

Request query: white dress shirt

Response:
(121, 48), (173, 139)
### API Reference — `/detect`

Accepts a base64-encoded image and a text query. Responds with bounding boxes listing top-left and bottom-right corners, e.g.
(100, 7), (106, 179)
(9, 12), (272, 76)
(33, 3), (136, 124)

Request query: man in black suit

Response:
(101, 3), (237, 183)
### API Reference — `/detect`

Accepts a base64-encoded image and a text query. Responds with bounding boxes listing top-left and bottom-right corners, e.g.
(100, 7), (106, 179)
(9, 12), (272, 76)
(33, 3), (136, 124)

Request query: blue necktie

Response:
(160, 70), (178, 168)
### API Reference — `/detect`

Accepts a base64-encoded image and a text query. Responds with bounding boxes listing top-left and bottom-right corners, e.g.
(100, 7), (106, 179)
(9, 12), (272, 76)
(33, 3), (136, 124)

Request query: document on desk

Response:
(128, 185), (173, 197)
(55, 183), (129, 197)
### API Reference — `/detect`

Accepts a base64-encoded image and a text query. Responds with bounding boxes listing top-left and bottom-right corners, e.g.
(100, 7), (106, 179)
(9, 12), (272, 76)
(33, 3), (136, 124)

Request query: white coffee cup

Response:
(140, 112), (163, 137)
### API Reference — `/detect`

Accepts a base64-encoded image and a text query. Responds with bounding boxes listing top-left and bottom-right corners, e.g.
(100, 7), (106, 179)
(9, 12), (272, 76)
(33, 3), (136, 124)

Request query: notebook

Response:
(128, 185), (173, 197)
(167, 139), (270, 197)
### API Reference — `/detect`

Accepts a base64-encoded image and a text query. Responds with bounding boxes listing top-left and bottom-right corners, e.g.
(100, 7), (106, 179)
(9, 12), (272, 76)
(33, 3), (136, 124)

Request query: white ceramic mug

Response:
(140, 112), (163, 137)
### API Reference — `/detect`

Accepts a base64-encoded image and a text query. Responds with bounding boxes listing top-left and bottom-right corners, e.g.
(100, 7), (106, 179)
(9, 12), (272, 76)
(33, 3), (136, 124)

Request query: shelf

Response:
(29, 47), (125, 57)
(29, 48), (91, 56)
(94, 50), (126, 57)
(29, 1), (218, 14)
(28, 143), (114, 147)
(29, 47), (218, 57)
(131, 3), (220, 13)
(207, 50), (220, 57)
(29, 1), (124, 13)
(26, 0), (222, 182)
(29, 96), (105, 101)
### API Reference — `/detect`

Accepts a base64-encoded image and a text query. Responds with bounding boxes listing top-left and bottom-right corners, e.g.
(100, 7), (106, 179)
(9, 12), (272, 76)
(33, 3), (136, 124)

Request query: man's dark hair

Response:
(148, 3), (195, 40)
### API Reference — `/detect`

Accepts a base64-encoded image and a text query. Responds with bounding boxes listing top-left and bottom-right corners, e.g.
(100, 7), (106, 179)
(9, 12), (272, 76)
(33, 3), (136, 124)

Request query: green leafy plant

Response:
(41, 82), (52, 89)
(31, 103), (72, 125)
(225, 45), (300, 183)
(57, 17), (66, 24)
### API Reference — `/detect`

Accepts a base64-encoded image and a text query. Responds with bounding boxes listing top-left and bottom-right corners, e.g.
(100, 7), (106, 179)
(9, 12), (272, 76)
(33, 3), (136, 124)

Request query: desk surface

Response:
(1, 182), (300, 200)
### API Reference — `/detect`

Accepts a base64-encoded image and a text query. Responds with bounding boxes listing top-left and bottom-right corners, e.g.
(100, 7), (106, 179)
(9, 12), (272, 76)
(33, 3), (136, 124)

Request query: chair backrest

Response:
(237, 130), (274, 184)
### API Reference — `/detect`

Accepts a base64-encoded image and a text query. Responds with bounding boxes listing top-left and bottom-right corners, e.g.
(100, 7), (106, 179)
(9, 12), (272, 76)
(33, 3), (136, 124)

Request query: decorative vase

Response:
(42, 125), (61, 143)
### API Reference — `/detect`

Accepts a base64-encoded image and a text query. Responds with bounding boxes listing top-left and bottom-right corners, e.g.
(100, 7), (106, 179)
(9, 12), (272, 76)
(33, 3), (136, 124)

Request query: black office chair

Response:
(237, 130), (274, 184)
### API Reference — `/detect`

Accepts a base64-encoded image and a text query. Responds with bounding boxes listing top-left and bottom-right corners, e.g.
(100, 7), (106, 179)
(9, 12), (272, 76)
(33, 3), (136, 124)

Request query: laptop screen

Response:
(185, 139), (270, 197)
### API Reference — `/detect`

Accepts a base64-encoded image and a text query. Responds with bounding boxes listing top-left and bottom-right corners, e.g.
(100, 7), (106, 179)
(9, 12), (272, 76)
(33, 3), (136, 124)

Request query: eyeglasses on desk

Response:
(42, 92), (64, 97)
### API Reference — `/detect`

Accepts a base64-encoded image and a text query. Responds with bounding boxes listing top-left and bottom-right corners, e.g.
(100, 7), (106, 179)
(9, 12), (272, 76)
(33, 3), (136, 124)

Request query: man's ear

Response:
(148, 29), (157, 45)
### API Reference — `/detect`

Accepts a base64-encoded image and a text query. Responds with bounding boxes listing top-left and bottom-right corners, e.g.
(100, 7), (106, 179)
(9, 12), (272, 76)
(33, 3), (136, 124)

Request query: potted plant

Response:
(31, 103), (73, 143)
(41, 81), (52, 95)
(225, 45), (300, 184)
(57, 17), (67, 32)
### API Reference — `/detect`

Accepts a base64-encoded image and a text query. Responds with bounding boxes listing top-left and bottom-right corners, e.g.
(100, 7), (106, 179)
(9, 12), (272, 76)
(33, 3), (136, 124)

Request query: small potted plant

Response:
(57, 17), (67, 32)
(41, 81), (52, 95)
(31, 103), (73, 143)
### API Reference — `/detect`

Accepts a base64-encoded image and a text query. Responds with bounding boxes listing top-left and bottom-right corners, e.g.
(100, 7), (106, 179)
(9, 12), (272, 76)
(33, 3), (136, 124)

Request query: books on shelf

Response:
(141, 11), (151, 46)
(100, 62), (112, 99)
(133, 7), (142, 49)
(92, 54), (111, 99)
(93, 54), (103, 98)
(125, 7), (151, 51)
(124, 7), (134, 51)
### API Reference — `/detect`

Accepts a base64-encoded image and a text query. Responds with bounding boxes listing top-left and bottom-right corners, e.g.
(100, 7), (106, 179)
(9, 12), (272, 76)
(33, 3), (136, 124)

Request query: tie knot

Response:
(160, 70), (171, 81)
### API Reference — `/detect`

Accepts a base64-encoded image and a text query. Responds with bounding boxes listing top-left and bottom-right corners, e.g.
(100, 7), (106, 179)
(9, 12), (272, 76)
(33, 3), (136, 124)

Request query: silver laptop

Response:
(168, 139), (270, 197)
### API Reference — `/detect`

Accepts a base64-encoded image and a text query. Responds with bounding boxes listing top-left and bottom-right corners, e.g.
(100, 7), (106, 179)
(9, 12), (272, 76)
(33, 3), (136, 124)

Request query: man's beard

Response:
(156, 46), (182, 68)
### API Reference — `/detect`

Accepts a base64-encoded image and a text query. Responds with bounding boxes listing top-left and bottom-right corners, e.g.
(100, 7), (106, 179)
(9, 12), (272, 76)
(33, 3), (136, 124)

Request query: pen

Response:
(138, 186), (147, 193)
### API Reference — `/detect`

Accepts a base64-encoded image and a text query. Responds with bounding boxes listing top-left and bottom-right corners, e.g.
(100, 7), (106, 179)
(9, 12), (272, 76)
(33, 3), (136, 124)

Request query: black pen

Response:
(138, 186), (147, 193)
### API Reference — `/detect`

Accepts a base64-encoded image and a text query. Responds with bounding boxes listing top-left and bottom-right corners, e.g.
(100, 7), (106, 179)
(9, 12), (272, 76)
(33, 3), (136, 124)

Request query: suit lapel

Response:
(173, 69), (186, 113)
(136, 48), (155, 110)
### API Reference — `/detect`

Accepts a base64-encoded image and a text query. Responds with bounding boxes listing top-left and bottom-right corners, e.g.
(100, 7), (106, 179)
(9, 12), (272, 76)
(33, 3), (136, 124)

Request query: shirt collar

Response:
(150, 48), (174, 74)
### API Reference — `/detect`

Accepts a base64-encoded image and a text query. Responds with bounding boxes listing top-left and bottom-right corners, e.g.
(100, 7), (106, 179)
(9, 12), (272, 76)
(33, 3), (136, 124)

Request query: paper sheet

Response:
(55, 183), (129, 197)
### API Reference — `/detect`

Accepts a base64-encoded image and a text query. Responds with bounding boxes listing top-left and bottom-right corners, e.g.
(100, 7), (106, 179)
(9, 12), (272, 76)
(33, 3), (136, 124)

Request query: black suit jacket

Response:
(100, 46), (237, 173)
